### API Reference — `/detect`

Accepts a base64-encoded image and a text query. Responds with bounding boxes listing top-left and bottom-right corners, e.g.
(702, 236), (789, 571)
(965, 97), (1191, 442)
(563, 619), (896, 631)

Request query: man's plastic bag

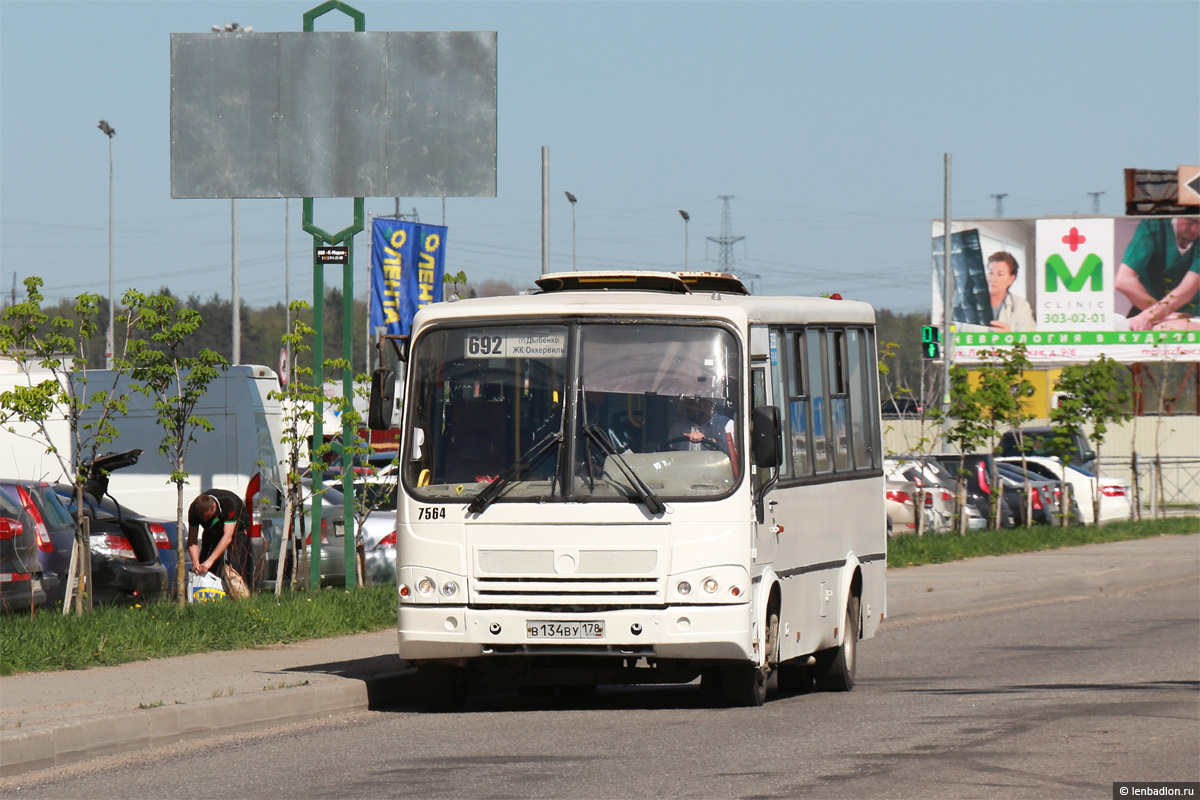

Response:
(188, 570), (227, 603)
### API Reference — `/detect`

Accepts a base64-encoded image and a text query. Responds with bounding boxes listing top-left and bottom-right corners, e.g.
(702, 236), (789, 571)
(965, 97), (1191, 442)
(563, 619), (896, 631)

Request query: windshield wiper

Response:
(582, 424), (665, 516)
(467, 431), (563, 515)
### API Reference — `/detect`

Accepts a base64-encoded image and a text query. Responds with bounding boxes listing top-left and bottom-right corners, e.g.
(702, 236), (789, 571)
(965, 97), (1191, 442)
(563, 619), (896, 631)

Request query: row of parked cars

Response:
(1, 450), (402, 614)
(884, 450), (1131, 535)
(0, 451), (173, 613)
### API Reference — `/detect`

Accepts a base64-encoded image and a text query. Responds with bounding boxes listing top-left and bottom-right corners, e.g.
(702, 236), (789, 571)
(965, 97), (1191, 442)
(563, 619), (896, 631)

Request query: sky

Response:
(2, 0), (1198, 316)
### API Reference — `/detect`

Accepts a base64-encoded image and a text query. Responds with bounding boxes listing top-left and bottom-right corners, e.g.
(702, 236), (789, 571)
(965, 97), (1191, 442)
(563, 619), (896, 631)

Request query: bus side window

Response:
(805, 329), (830, 474)
(828, 329), (851, 472)
(786, 329), (811, 478)
(846, 328), (872, 470)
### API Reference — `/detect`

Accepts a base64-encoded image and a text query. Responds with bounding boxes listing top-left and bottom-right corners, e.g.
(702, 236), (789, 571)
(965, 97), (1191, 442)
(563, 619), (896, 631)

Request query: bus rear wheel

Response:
(815, 595), (858, 692)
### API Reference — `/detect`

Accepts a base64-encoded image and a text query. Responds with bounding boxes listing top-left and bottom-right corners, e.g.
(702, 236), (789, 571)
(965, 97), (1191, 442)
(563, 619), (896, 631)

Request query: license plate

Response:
(526, 620), (605, 639)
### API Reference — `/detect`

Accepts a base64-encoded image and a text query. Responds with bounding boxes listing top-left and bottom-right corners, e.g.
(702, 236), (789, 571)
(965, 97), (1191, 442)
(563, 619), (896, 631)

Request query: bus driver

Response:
(668, 396), (735, 455)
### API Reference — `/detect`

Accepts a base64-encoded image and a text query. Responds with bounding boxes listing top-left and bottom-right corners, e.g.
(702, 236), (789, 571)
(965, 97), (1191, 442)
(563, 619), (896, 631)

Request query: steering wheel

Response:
(662, 436), (722, 452)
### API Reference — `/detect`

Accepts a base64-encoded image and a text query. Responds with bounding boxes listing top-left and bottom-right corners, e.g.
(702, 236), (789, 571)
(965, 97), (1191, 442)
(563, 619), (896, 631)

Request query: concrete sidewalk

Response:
(2, 533), (1197, 778)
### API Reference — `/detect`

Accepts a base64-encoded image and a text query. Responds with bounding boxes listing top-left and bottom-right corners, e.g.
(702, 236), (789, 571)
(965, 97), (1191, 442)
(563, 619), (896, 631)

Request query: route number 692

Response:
(467, 335), (503, 356)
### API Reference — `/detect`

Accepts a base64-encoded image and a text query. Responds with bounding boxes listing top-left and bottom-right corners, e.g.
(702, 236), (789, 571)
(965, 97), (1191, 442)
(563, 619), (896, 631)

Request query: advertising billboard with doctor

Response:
(932, 216), (1199, 363)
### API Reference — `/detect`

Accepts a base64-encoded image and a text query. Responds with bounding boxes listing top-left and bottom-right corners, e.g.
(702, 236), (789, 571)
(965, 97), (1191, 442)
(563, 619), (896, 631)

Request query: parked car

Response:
(0, 488), (48, 613)
(993, 463), (1067, 525)
(51, 485), (179, 596)
(885, 457), (983, 532)
(930, 454), (1025, 529)
(881, 397), (924, 419)
(884, 477), (938, 536)
(1, 471), (168, 607)
(263, 480), (347, 589)
(996, 456), (1129, 524)
(998, 426), (1096, 473)
(325, 456), (400, 585)
(338, 479), (397, 585)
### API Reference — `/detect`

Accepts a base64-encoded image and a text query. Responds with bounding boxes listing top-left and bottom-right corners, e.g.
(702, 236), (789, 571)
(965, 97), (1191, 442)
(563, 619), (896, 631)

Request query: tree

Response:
(124, 291), (228, 604)
(878, 340), (940, 534)
(269, 301), (346, 594)
(0, 277), (139, 614)
(1050, 355), (1133, 526)
(929, 365), (990, 535)
(971, 345), (1036, 528)
(335, 380), (395, 586)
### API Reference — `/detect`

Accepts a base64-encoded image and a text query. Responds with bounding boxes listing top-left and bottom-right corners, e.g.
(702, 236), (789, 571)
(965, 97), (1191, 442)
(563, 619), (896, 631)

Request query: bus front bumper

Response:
(398, 604), (755, 663)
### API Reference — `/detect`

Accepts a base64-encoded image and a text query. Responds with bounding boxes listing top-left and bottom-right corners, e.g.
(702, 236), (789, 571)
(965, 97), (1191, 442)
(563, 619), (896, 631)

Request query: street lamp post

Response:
(213, 22), (252, 364)
(98, 120), (116, 368)
(564, 191), (577, 270)
(231, 198), (240, 364)
(678, 210), (690, 269)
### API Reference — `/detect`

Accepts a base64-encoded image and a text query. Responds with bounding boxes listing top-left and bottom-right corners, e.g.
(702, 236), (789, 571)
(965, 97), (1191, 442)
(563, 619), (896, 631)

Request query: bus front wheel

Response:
(815, 595), (858, 692)
(718, 609), (778, 707)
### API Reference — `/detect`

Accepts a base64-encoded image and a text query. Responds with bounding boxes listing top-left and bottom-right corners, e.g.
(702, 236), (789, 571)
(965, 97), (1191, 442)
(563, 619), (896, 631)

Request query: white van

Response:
(0, 363), (285, 529)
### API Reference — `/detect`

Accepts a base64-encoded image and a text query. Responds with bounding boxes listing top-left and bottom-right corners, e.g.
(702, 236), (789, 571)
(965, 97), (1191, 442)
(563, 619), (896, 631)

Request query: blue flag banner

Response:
(370, 219), (447, 336)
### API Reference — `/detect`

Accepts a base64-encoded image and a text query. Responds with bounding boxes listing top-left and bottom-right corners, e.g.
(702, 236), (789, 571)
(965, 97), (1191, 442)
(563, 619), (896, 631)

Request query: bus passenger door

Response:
(751, 364), (778, 569)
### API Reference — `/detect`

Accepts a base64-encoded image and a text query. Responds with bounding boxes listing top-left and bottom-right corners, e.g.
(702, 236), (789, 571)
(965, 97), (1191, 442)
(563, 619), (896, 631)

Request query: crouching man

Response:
(187, 489), (254, 600)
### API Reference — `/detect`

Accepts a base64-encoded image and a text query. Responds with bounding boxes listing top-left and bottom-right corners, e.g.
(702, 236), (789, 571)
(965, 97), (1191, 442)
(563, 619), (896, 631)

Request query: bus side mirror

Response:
(751, 406), (781, 469)
(368, 369), (395, 430)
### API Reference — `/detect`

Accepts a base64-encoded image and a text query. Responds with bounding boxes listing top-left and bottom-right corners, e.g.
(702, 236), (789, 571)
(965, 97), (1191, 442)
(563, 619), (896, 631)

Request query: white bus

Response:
(370, 271), (886, 710)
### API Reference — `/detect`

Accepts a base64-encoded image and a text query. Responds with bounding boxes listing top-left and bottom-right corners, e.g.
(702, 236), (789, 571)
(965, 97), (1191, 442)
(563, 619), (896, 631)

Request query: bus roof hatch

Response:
(535, 270), (749, 296)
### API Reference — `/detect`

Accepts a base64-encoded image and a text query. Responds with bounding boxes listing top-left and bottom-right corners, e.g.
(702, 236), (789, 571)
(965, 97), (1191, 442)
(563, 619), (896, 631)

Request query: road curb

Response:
(0, 669), (419, 779)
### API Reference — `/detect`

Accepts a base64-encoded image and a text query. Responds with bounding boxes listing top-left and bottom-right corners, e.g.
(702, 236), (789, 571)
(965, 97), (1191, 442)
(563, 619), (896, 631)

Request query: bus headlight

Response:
(667, 567), (750, 604)
(399, 567), (467, 604)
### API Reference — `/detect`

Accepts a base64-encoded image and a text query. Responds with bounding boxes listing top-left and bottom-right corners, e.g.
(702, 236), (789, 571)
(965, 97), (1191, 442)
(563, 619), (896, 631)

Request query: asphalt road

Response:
(5, 576), (1196, 799)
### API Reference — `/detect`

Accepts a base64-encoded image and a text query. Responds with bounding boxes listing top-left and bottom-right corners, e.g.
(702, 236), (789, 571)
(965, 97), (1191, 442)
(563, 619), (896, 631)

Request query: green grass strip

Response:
(888, 516), (1199, 569)
(1, 585), (397, 676)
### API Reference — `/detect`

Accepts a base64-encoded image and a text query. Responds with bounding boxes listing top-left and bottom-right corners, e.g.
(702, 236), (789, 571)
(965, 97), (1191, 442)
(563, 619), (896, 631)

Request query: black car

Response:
(930, 454), (1025, 528)
(993, 463), (1062, 525)
(0, 489), (48, 613)
(3, 451), (169, 607)
(50, 449), (179, 596)
(998, 426), (1096, 473)
(881, 397), (924, 419)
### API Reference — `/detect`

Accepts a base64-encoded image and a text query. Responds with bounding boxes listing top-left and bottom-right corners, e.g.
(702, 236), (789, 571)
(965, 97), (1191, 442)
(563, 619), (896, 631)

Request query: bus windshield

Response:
(404, 321), (741, 505)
